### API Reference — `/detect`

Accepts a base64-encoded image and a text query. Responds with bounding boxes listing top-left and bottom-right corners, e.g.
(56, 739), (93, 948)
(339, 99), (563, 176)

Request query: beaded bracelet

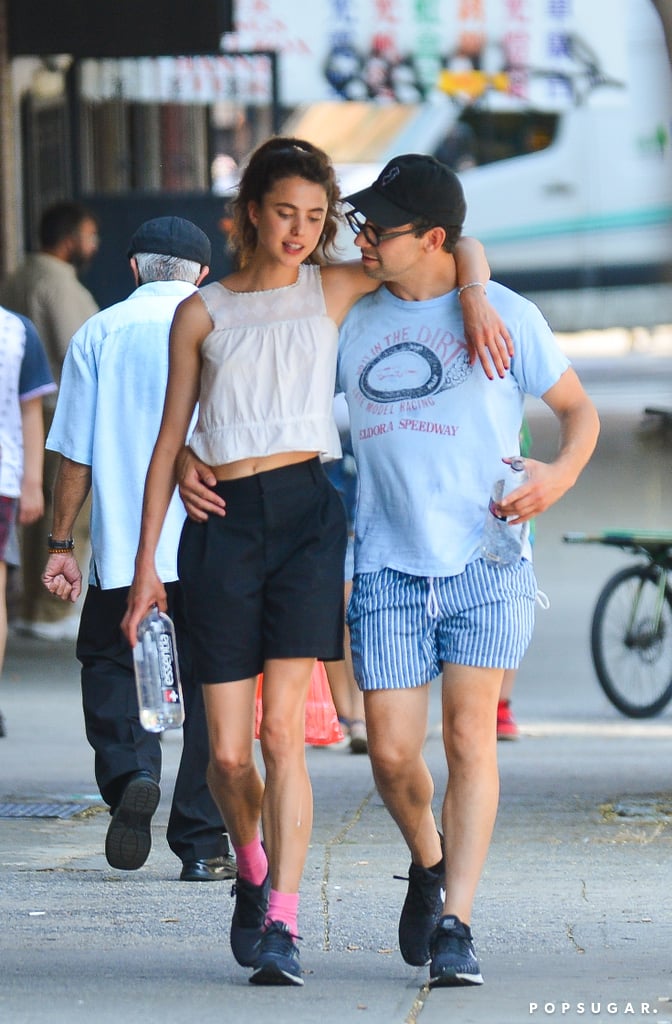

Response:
(457, 281), (487, 298)
(47, 535), (75, 553)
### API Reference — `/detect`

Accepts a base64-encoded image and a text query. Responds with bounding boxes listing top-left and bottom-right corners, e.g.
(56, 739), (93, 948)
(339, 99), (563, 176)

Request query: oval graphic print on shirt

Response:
(359, 341), (471, 403)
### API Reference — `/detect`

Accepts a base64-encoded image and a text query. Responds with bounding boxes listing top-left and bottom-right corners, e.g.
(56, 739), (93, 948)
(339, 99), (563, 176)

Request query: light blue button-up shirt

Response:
(47, 281), (197, 589)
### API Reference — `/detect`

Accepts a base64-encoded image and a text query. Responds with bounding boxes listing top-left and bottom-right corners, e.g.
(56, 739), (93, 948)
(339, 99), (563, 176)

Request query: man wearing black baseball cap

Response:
(343, 153), (467, 232)
(42, 216), (238, 883)
(337, 154), (599, 988)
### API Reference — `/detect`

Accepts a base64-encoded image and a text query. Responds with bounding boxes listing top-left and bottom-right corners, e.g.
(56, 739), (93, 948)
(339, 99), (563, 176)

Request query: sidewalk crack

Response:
(566, 922), (586, 953)
(320, 785), (376, 951)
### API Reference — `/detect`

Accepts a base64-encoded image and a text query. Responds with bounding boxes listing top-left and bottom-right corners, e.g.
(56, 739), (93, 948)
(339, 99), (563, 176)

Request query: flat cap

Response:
(127, 216), (211, 265)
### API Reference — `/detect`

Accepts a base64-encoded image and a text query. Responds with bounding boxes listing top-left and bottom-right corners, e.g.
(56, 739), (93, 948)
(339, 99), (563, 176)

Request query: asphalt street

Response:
(1, 344), (672, 1024)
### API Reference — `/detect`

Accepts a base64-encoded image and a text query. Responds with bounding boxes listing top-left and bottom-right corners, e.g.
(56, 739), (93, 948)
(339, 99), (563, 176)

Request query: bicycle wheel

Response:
(591, 565), (672, 717)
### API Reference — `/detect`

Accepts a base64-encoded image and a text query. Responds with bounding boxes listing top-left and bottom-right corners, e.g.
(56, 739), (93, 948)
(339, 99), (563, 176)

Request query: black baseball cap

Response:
(127, 216), (211, 265)
(344, 154), (466, 229)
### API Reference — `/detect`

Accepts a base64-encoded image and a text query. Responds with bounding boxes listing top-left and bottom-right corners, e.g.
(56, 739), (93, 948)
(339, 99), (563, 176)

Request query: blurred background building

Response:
(0, 0), (670, 329)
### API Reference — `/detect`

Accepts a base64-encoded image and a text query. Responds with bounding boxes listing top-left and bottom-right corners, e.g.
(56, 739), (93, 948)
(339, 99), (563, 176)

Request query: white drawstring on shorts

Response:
(426, 577), (441, 619)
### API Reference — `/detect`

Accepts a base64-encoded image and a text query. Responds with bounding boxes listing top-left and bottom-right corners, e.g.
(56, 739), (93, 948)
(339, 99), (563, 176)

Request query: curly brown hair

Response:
(230, 136), (342, 267)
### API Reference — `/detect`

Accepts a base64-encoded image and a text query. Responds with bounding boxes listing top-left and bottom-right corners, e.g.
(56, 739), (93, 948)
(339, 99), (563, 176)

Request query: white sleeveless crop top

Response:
(188, 263), (342, 465)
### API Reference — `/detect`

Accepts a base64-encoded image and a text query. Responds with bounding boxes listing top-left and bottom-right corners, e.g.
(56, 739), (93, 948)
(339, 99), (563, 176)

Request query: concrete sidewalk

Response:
(2, 641), (671, 1024)
(1, 372), (672, 1024)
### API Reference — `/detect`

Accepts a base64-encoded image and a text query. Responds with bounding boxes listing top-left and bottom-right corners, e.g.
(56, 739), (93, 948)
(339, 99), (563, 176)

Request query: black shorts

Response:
(177, 458), (347, 683)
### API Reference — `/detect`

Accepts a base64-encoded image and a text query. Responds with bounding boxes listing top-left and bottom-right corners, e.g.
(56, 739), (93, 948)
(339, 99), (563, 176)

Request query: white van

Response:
(285, 0), (672, 331)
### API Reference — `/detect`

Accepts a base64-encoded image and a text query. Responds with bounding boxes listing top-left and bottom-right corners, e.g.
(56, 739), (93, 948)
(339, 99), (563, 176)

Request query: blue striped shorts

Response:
(347, 559), (537, 690)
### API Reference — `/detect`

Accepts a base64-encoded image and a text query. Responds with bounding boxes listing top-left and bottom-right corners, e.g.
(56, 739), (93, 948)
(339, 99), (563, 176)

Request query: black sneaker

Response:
(429, 914), (484, 987)
(249, 920), (303, 986)
(396, 855), (445, 966)
(105, 771), (160, 870)
(230, 873), (270, 967)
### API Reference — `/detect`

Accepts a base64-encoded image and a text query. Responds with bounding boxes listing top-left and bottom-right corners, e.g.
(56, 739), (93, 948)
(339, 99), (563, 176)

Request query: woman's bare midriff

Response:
(212, 451), (318, 481)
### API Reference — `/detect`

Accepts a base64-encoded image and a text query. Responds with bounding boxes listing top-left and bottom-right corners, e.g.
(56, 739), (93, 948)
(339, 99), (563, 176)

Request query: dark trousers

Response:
(77, 582), (228, 863)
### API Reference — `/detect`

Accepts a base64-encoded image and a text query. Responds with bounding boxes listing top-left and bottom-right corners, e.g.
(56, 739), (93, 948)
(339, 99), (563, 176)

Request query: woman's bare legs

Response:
(258, 657), (314, 892)
(203, 675), (265, 849)
(203, 657), (314, 893)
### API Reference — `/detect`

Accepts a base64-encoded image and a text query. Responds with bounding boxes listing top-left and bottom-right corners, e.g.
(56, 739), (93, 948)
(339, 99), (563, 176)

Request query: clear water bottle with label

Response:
(133, 606), (185, 732)
(481, 456), (528, 566)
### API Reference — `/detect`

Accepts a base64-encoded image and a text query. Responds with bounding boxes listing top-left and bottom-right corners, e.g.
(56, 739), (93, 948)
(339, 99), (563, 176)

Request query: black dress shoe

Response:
(105, 771), (160, 871)
(180, 854), (238, 882)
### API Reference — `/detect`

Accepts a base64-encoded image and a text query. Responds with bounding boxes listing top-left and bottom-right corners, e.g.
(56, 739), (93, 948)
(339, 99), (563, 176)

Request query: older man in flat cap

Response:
(41, 217), (236, 883)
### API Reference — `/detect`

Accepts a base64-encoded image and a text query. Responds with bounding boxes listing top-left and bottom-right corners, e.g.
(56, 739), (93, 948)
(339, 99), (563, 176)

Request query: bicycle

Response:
(563, 530), (672, 718)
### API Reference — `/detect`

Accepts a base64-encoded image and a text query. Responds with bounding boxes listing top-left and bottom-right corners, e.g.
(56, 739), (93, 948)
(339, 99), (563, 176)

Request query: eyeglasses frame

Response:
(345, 209), (419, 247)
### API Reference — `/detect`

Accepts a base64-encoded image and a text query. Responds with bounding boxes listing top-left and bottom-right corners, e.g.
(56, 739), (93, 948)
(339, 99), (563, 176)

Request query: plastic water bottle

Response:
(132, 606), (185, 732)
(481, 456), (528, 566)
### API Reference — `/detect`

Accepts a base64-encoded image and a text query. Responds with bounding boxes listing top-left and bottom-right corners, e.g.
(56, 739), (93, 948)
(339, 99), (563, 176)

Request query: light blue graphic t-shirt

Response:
(336, 281), (570, 578)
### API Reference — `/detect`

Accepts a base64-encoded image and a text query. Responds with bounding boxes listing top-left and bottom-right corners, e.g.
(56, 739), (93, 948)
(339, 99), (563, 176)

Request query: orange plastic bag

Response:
(255, 661), (344, 746)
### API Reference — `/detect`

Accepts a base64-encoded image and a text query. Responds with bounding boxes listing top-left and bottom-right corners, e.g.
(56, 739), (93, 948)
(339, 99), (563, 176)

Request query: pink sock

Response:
(266, 890), (299, 939)
(233, 837), (268, 886)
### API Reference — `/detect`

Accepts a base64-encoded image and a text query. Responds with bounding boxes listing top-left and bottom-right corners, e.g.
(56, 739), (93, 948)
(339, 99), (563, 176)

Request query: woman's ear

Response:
(248, 200), (260, 228)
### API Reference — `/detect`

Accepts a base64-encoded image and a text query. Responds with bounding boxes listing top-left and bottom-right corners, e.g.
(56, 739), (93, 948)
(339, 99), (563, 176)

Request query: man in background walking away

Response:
(41, 217), (236, 882)
(0, 305), (56, 736)
(0, 201), (100, 640)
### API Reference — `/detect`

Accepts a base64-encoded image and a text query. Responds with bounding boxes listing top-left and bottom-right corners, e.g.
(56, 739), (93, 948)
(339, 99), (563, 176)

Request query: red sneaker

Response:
(497, 699), (519, 741)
